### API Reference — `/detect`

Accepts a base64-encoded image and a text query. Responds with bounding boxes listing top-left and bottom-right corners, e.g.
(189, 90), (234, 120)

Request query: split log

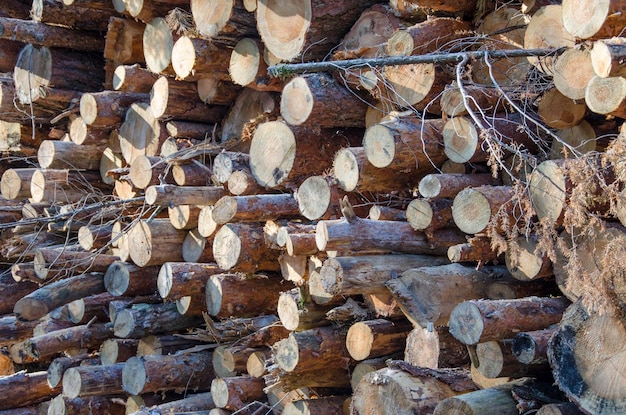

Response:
(171, 36), (232, 81)
(11, 323), (113, 364)
(451, 185), (517, 235)
(145, 184), (226, 206)
(48, 395), (125, 415)
(316, 218), (448, 256)
(14, 272), (106, 321)
(37, 140), (102, 170)
(212, 223), (281, 272)
(104, 261), (159, 297)
(0, 371), (62, 410)
(318, 254), (448, 297)
(112, 63), (158, 93)
(47, 354), (99, 389)
(211, 376), (265, 410)
(229, 38), (285, 92)
(191, 0), (256, 42)
(0, 17), (104, 52)
(538, 88), (586, 129)
(211, 194), (300, 224)
(205, 272), (289, 318)
(405, 326), (469, 369)
(591, 37), (626, 78)
(553, 47), (596, 100)
(346, 318), (412, 361)
(585, 74), (626, 119)
(352, 366), (477, 415)
(440, 84), (508, 117)
(104, 16), (145, 65)
(13, 44), (104, 105)
(562, 0), (626, 39)
(33, 247), (118, 280)
(512, 325), (557, 365)
(256, 0), (380, 62)
(99, 338), (139, 365)
(80, 91), (150, 127)
(122, 351), (215, 395)
(280, 72), (368, 128)
(142, 17), (176, 75)
(113, 301), (204, 338)
(433, 379), (532, 415)
(449, 296), (570, 345)
(249, 121), (358, 189)
(524, 5), (575, 73)
(62, 363), (125, 398)
(128, 219), (187, 266)
(157, 262), (221, 301)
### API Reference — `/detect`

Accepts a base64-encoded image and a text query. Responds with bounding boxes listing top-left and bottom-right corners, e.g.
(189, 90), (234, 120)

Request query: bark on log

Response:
(406, 198), (453, 232)
(171, 163), (212, 187)
(1, 168), (37, 200)
(433, 380), (531, 415)
(212, 345), (254, 378)
(369, 205), (407, 221)
(512, 325), (557, 365)
(476, 339), (548, 379)
(167, 120), (216, 140)
(283, 396), (347, 415)
(127, 392), (215, 414)
(122, 351), (215, 395)
(205, 272), (289, 318)
(48, 395), (125, 415)
(118, 102), (167, 164)
(390, 0), (477, 14)
(142, 17), (176, 75)
(137, 334), (204, 357)
(0, 371), (61, 410)
(145, 184), (225, 207)
(538, 88), (586, 129)
(14, 272), (106, 321)
(104, 16), (145, 65)
(113, 301), (204, 338)
(47, 354), (99, 389)
(191, 0), (257, 43)
(256, 0), (380, 62)
(211, 376), (265, 410)
(229, 38), (285, 92)
(277, 288), (334, 331)
(562, 0), (626, 40)
(537, 403), (585, 415)
(212, 223), (281, 272)
(157, 261), (222, 301)
(112, 63), (158, 93)
(449, 296), (570, 345)
(211, 194), (300, 224)
(62, 363), (125, 398)
(591, 37), (626, 78)
(33, 247), (118, 280)
(37, 140), (102, 170)
(0, 316), (39, 348)
(80, 91), (150, 127)
(66, 292), (115, 324)
(168, 205), (202, 230)
(451, 185), (517, 235)
(295, 175), (368, 221)
(171, 36), (232, 81)
(405, 326), (469, 369)
(104, 261), (159, 297)
(419, 173), (503, 199)
(346, 318), (412, 361)
(585, 74), (626, 119)
(128, 219), (187, 267)
(280, 72), (368, 128)
(99, 338), (139, 365)
(69, 117), (112, 146)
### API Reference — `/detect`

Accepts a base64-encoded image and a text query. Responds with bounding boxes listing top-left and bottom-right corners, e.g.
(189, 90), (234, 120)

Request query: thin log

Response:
(512, 325), (557, 365)
(505, 236), (553, 281)
(197, 77), (242, 105)
(48, 395), (125, 415)
(591, 37), (626, 78)
(346, 318), (412, 361)
(113, 301), (204, 338)
(406, 198), (453, 232)
(283, 396), (347, 415)
(0, 316), (39, 348)
(419, 173), (502, 199)
(66, 292), (115, 324)
(33, 247), (118, 280)
(0, 371), (61, 410)
(476, 339), (548, 379)
(47, 354), (98, 389)
(145, 184), (225, 206)
(277, 288), (334, 331)
(80, 91), (150, 127)
(451, 185), (517, 235)
(99, 338), (139, 365)
(212, 345), (254, 378)
(440, 84), (508, 117)
(191, 0), (257, 42)
(157, 261), (222, 301)
(229, 38), (285, 92)
(112, 63), (158, 93)
(211, 194), (300, 224)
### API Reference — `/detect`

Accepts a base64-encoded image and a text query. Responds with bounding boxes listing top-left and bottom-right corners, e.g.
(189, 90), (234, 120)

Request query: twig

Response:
(268, 47), (566, 77)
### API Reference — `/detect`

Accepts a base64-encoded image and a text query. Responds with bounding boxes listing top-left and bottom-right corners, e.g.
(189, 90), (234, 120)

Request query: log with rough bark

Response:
(113, 63), (158, 93)
(440, 84), (508, 118)
(157, 261), (221, 301)
(13, 44), (103, 105)
(205, 272), (289, 318)
(283, 396), (347, 415)
(0, 371), (62, 410)
(62, 363), (125, 398)
(30, 169), (106, 204)
(145, 184), (225, 206)
(191, 0), (256, 43)
(562, 0), (626, 40)
(171, 36), (232, 81)
(0, 273), (38, 315)
(118, 102), (168, 164)
(37, 140), (102, 170)
(11, 323), (113, 364)
(352, 365), (477, 415)
(48, 395), (125, 415)
(475, 339), (548, 379)
(433, 379), (533, 415)
(122, 351), (215, 395)
(0, 316), (39, 348)
(127, 392), (215, 414)
(47, 354), (99, 389)
(405, 326), (469, 369)
(113, 301), (204, 338)
(33, 247), (118, 280)
(346, 318), (412, 361)
(212, 223), (281, 272)
(451, 185), (518, 235)
(256, 0), (380, 62)
(66, 292), (116, 324)
(369, 205), (407, 221)
(280, 72), (369, 128)
(171, 162), (212, 187)
(319, 254), (448, 297)
(449, 296), (570, 345)
(13, 272), (106, 321)
(512, 325), (557, 366)
(127, 219), (187, 267)
(249, 121), (359, 189)
(104, 16), (145, 65)
(316, 217), (447, 256)
(80, 91), (150, 127)
(104, 261), (159, 297)
(591, 37), (626, 78)
(406, 198), (453, 232)
(386, 18), (471, 58)
(211, 376), (265, 410)
(211, 193), (300, 224)
(197, 76), (242, 106)
(168, 205), (202, 230)
(277, 288), (335, 331)
(69, 117), (112, 146)
(99, 338), (139, 365)
(229, 38), (285, 92)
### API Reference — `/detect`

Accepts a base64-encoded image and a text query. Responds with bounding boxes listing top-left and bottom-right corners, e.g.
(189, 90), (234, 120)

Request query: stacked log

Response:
(0, 0), (626, 414)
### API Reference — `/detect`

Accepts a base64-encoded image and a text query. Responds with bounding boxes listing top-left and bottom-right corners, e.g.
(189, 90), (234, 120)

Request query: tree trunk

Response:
(476, 339), (548, 379)
(449, 296), (570, 345)
(0, 17), (104, 51)
(128, 219), (187, 266)
(128, 155), (174, 190)
(80, 91), (149, 127)
(48, 395), (125, 415)
(118, 102), (167, 164)
(0, 371), (62, 410)
(295, 175), (368, 221)
(99, 338), (139, 365)
(182, 228), (215, 262)
(440, 84), (508, 117)
(145, 184), (226, 206)
(537, 403), (585, 415)
(346, 318), (412, 361)
(103, 16), (145, 65)
(585, 74), (626, 119)
(37, 140), (102, 170)
(191, 0), (256, 43)
(433, 380), (530, 415)
(212, 345), (254, 378)
(212, 223), (281, 272)
(211, 376), (265, 410)
(512, 325), (557, 365)
(113, 301), (203, 338)
(212, 151), (249, 185)
(405, 326), (469, 369)
(69, 117), (112, 146)
(212, 193), (300, 224)
(406, 198), (453, 232)
(157, 261), (222, 301)
(112, 63), (157, 93)
(205, 272), (289, 318)
(66, 292), (115, 324)
(229, 38), (285, 92)
(104, 261), (159, 297)
(122, 351), (214, 395)
(562, 0), (626, 39)
(171, 36), (232, 81)
(62, 363), (125, 398)
(591, 37), (626, 78)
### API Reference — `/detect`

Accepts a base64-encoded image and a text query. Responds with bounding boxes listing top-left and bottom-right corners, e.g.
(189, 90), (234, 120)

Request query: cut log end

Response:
(121, 356), (147, 396)
(452, 188), (491, 235)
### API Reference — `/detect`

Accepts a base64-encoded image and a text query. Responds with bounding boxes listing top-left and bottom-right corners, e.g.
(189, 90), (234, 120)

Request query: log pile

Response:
(0, 0), (625, 414)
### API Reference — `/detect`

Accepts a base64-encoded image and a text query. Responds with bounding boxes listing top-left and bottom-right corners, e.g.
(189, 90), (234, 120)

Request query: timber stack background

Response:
(0, 0), (625, 413)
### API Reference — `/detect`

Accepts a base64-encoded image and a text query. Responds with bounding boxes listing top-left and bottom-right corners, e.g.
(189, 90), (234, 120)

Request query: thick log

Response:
(319, 254), (448, 297)
(504, 236), (553, 281)
(182, 228), (215, 262)
(476, 339), (548, 379)
(316, 218), (447, 255)
(69, 117), (112, 146)
(586, 74), (626, 119)
(37, 140), (102, 170)
(277, 288), (334, 331)
(128, 219), (186, 267)
(118, 102), (167, 164)
(66, 292), (115, 324)
(157, 262), (221, 301)
(142, 17), (176, 75)
(1, 168), (37, 200)
(128, 155), (173, 190)
(171, 163), (212, 187)
(405, 326), (469, 369)
(99, 338), (139, 365)
(62, 363), (125, 398)
(104, 261), (159, 297)
(171, 36), (232, 81)
(212, 345), (254, 377)
(14, 272), (106, 321)
(191, 0), (256, 42)
(256, 0), (379, 62)
(11, 323), (113, 364)
(280, 72), (368, 128)
(80, 91), (149, 127)
(249, 121), (359, 189)
(122, 351), (215, 395)
(0, 315), (38, 348)
(562, 0), (626, 39)
(524, 5), (575, 73)
(0, 17), (104, 52)
(229, 38), (285, 92)
(346, 318), (412, 361)
(206, 272), (289, 318)
(352, 366), (476, 415)
(211, 194), (300, 224)
(212, 223), (281, 272)
(538, 88), (586, 129)
(449, 296), (570, 345)
(591, 37), (626, 78)
(33, 247), (118, 280)
(433, 380), (531, 415)
(47, 354), (99, 388)
(0, 371), (61, 410)
(553, 48), (595, 100)
(13, 45), (104, 105)
(126, 392), (215, 414)
(197, 77), (242, 105)
(112, 63), (157, 93)
(451, 185), (517, 235)
(211, 376), (265, 410)
(48, 395), (125, 415)
(114, 301), (203, 338)
(145, 184), (225, 206)
(419, 173), (502, 199)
